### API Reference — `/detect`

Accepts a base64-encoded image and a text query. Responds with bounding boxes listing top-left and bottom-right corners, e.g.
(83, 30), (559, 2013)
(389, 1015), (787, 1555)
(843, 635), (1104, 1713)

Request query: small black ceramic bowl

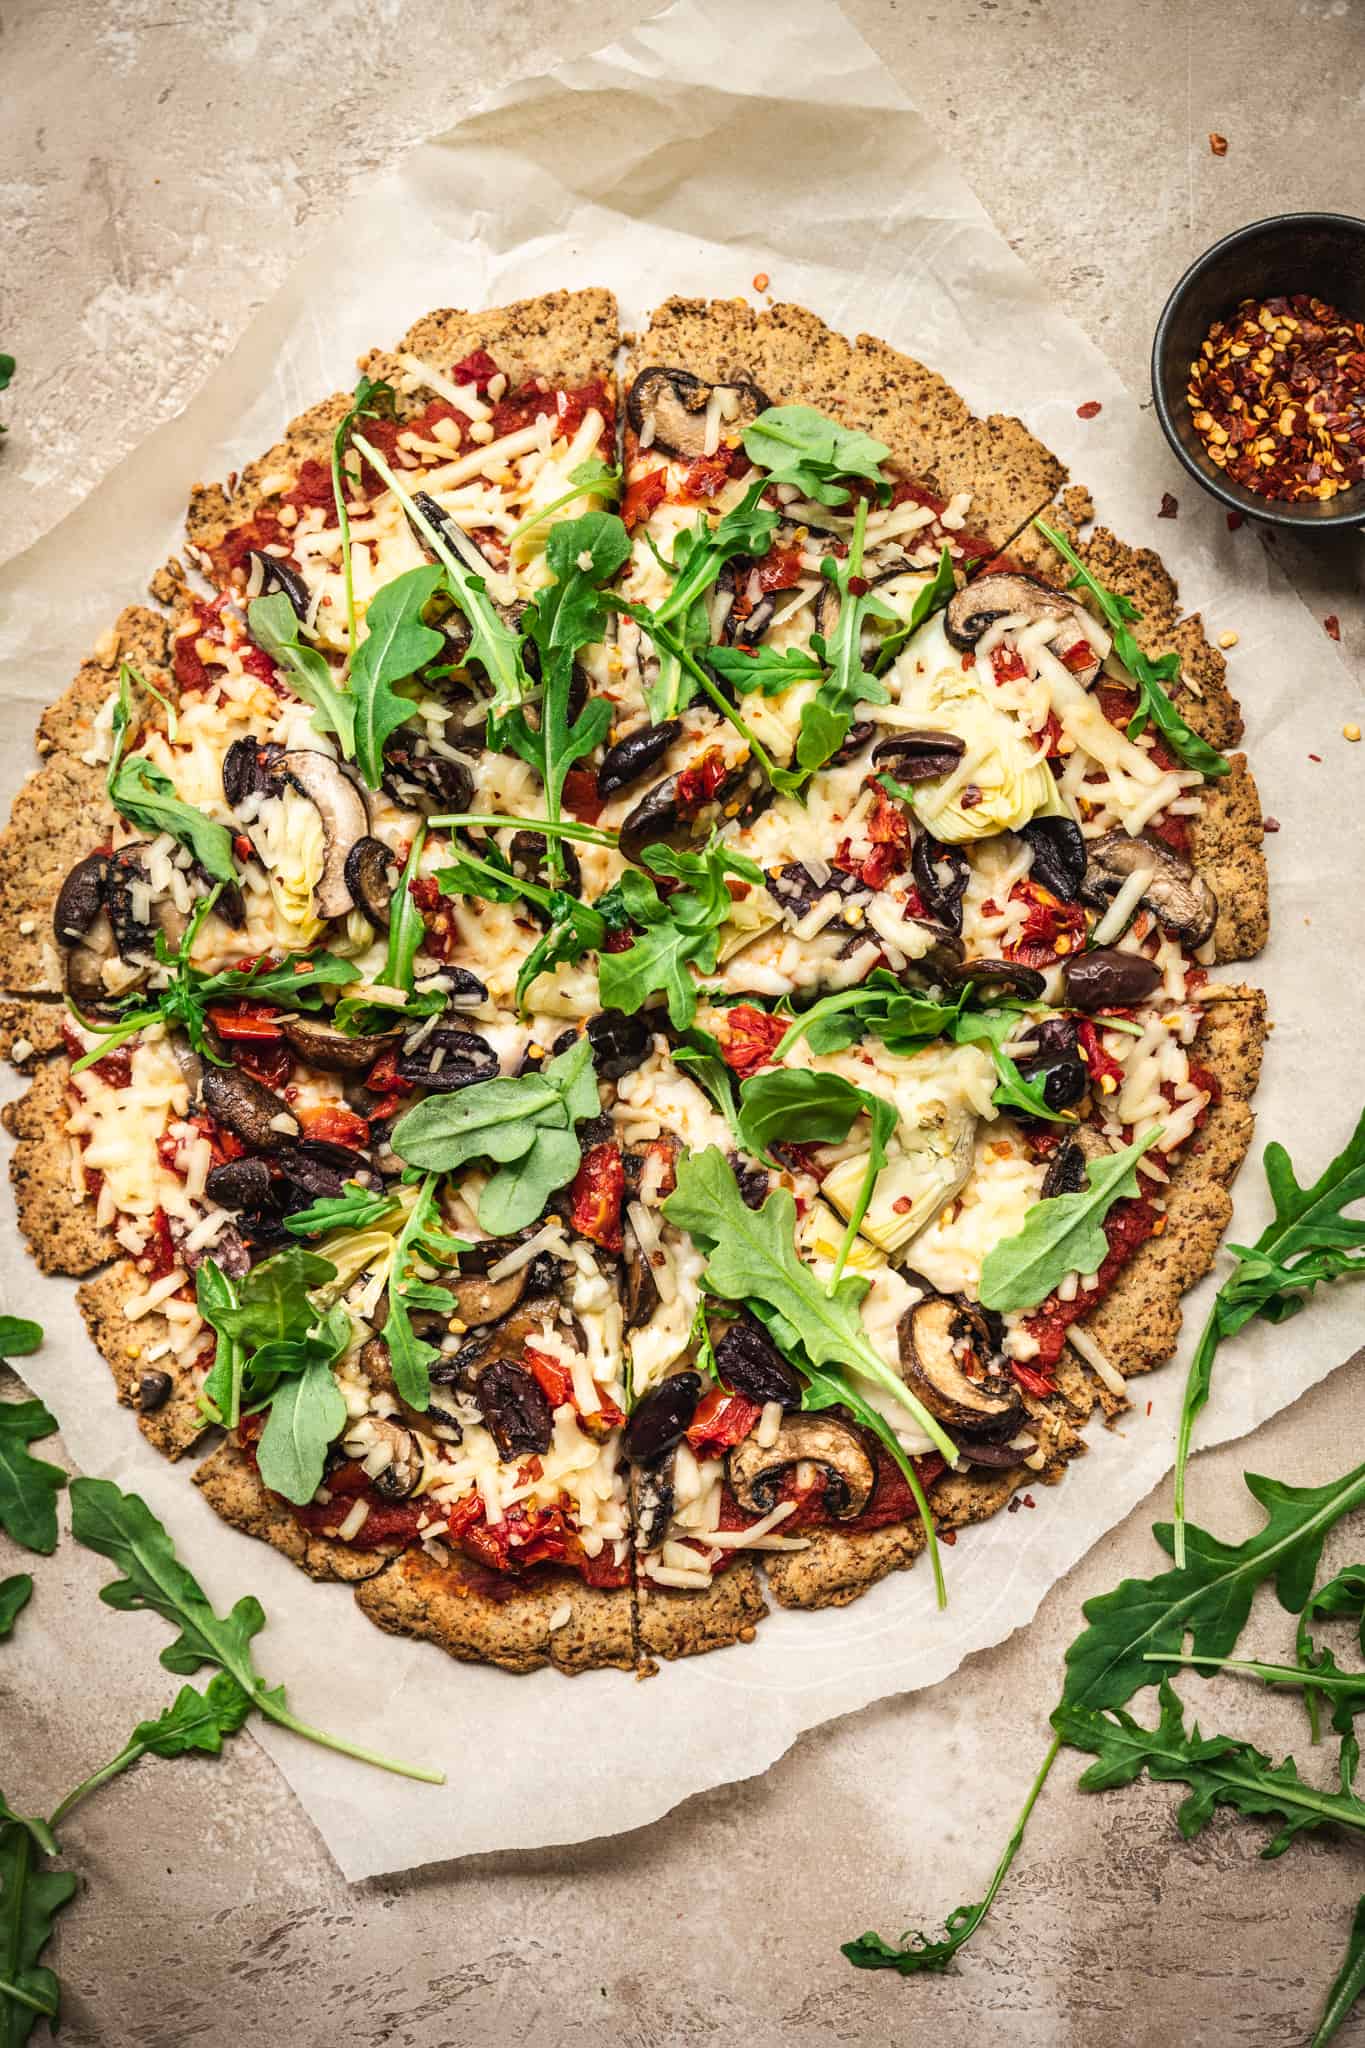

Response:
(1152, 212), (1365, 529)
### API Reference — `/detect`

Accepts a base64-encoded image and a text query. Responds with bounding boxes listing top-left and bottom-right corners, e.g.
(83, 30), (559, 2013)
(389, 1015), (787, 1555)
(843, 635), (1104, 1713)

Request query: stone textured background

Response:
(3, 2), (1365, 2043)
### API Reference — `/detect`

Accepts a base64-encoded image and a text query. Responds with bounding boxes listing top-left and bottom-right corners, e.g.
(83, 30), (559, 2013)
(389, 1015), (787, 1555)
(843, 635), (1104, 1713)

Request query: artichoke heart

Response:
(887, 641), (1055, 845)
(824, 1098), (979, 1254)
(717, 889), (782, 963)
(796, 1198), (888, 1278)
(259, 782), (327, 942)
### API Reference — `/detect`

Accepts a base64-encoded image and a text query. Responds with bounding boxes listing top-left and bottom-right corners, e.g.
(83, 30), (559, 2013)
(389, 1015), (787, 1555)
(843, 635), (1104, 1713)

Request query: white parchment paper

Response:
(2, 0), (1363, 1882)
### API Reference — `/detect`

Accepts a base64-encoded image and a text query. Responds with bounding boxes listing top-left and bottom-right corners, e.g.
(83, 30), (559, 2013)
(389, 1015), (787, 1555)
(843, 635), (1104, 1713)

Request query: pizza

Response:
(0, 289), (1268, 1675)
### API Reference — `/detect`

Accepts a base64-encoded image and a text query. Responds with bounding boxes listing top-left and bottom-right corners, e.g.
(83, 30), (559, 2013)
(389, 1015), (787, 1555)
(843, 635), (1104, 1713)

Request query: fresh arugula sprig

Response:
(0, 1398), (63, 1557)
(949, 1003), (1080, 1127)
(799, 495), (896, 773)
(597, 833), (764, 1031)
(1033, 519), (1230, 779)
(671, 1025), (743, 1143)
(48, 1671), (253, 1831)
(977, 1129), (1161, 1314)
(393, 1034), (601, 1236)
(67, 1478), (442, 1782)
(384, 1173), (468, 1411)
(735, 1066), (897, 1293)
(871, 544), (958, 677)
(247, 593), (356, 755)
(775, 968), (965, 1058)
(0, 1804), (74, 2042)
(106, 666), (239, 886)
(742, 405), (892, 508)
(704, 644), (824, 695)
(1172, 1104), (1365, 1566)
(0, 1578), (32, 1641)
(615, 600), (802, 796)
(285, 1182), (402, 1238)
(627, 480), (779, 722)
(349, 564), (444, 788)
(351, 431), (531, 729)
(1314, 1897), (1365, 2047)
(504, 458), (622, 547)
(432, 834), (613, 1011)
(499, 511), (628, 878)
(330, 372), (396, 664)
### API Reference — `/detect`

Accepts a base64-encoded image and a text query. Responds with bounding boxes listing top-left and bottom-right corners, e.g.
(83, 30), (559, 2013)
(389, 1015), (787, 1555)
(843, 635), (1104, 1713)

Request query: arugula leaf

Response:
(977, 1130), (1162, 1314)
(255, 1306), (350, 1506)
(197, 1246), (338, 1436)
(107, 751), (238, 886)
(1033, 519), (1230, 779)
(247, 592), (356, 755)
(0, 1402), (64, 1556)
(662, 1147), (959, 1473)
(0, 1323), (40, 1361)
(1062, 1463), (1365, 1716)
(330, 372), (395, 663)
(433, 838), (608, 1007)
(871, 544), (958, 677)
(735, 1066), (897, 1290)
(349, 564), (444, 788)
(0, 1812), (75, 2044)
(504, 457), (622, 546)
(616, 601), (801, 795)
(798, 495), (895, 773)
(743, 405), (892, 508)
(1312, 1895), (1365, 2046)
(68, 1477), (441, 1781)
(1173, 1105), (1365, 1565)
(843, 1733), (1063, 1974)
(704, 644), (825, 695)
(284, 1182), (402, 1238)
(385, 1173), (465, 1411)
(392, 1035), (600, 1235)
(776, 968), (964, 1058)
(671, 1028), (742, 1143)
(949, 1004), (1077, 1126)
(351, 432), (530, 728)
(0, 1578), (31, 1641)
(47, 1672), (253, 1831)
(597, 834), (764, 1031)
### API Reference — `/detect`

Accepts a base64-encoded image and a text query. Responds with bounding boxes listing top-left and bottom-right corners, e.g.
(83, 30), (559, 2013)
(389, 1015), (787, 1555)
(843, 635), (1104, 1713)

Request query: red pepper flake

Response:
(1188, 295), (1365, 503)
(1076, 400), (1103, 420)
(1208, 132), (1228, 156)
(1263, 816), (1281, 833)
(1226, 510), (1245, 530)
(1158, 491), (1179, 518)
(1325, 614), (1342, 641)
(1309, 752), (1322, 763)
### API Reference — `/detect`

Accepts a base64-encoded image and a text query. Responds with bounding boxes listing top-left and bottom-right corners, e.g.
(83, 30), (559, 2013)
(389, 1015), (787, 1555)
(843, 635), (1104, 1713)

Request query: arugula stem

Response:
(254, 1693), (445, 1783)
(0, 1972), (56, 2020)
(331, 427), (361, 668)
(1150, 1651), (1365, 1700)
(620, 602), (793, 794)
(48, 1739), (147, 1828)
(429, 812), (620, 849)
(504, 472), (617, 546)
(1171, 1312), (1219, 1568)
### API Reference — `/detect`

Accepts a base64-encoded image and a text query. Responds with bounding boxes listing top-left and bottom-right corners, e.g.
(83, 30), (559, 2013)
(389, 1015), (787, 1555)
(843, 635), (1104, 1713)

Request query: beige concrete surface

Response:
(3, 1), (1365, 2043)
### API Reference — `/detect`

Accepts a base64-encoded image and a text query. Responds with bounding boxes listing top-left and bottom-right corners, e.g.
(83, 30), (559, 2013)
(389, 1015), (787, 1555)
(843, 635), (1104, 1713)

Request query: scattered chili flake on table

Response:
(1159, 491), (1179, 518)
(1227, 509), (1245, 530)
(1325, 614), (1342, 640)
(1187, 294), (1365, 501)
(1263, 816), (1281, 833)
(1076, 400), (1102, 420)
(1208, 132), (1228, 156)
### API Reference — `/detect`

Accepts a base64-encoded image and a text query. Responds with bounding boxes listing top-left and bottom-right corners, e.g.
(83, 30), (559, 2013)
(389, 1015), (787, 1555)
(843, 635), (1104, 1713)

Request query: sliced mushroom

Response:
(245, 550), (311, 620)
(344, 836), (396, 929)
(222, 737), (284, 811)
(450, 1293), (564, 1383)
(945, 573), (1100, 683)
(360, 1335), (464, 1437)
(364, 1417), (423, 1500)
(1063, 946), (1163, 1013)
(1019, 816), (1087, 901)
(623, 1371), (702, 1464)
(597, 719), (681, 799)
(621, 1212), (661, 1334)
(279, 1015), (399, 1073)
(201, 1067), (299, 1151)
(204, 1156), (275, 1214)
(276, 751), (371, 920)
(102, 845), (186, 964)
(897, 1294), (1024, 1437)
(727, 1413), (876, 1520)
(626, 367), (769, 460)
(449, 1259), (540, 1330)
(473, 1358), (554, 1460)
(944, 957), (1046, 1001)
(53, 854), (118, 1007)
(631, 1455), (677, 1551)
(381, 741), (474, 817)
(394, 1028), (499, 1093)
(714, 1318), (802, 1409)
(1080, 830), (1218, 946)
(274, 1139), (373, 1201)
(945, 1427), (1037, 1469)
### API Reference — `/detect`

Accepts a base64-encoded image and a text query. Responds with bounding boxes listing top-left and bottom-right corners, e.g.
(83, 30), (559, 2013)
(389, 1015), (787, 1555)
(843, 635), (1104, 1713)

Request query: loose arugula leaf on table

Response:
(742, 404), (892, 508)
(0, 1811), (75, 2044)
(349, 563), (444, 788)
(1172, 1104), (1365, 1564)
(597, 834), (764, 1031)
(0, 1578), (32, 1641)
(776, 967), (964, 1058)
(0, 1323), (41, 1361)
(1312, 1895), (1365, 2047)
(977, 1129), (1162, 1315)
(351, 432), (531, 729)
(392, 1034), (600, 1236)
(1033, 519), (1230, 779)
(384, 1172), (468, 1411)
(330, 372), (396, 663)
(68, 1477), (442, 1781)
(0, 1401), (64, 1556)
(247, 591), (356, 756)
(662, 1146), (959, 1475)
(949, 1004), (1078, 1127)
(871, 544), (958, 677)
(736, 1066), (897, 1294)
(798, 495), (896, 774)
(501, 510), (627, 875)
(48, 1672), (253, 1830)
(704, 644), (825, 696)
(285, 1182), (402, 1238)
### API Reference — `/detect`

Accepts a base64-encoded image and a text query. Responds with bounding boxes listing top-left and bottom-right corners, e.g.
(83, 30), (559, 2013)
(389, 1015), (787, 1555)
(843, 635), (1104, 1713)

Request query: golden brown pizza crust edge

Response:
(627, 295), (1066, 555)
(354, 1542), (637, 1676)
(192, 1437), (398, 1583)
(633, 1555), (769, 1662)
(2, 1055), (115, 1278)
(76, 1258), (210, 1461)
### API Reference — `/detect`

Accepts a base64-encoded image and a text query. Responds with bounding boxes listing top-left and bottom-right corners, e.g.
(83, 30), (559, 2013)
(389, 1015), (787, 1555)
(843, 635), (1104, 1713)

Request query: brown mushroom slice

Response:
(343, 836), (396, 929)
(277, 751), (371, 919)
(201, 1066), (300, 1151)
(359, 1335), (464, 1437)
(53, 853), (121, 1007)
(279, 1015), (399, 1073)
(727, 1413), (876, 1522)
(897, 1294), (1024, 1436)
(1080, 829), (1218, 946)
(945, 573), (1100, 684)
(626, 366), (769, 460)
(450, 1263), (537, 1330)
(361, 1417), (423, 1501)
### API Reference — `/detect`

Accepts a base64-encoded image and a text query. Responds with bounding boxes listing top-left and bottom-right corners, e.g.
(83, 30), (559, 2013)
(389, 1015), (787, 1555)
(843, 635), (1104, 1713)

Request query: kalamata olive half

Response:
(275, 1140), (372, 1201)
(715, 1320), (801, 1409)
(245, 550), (310, 620)
(381, 742), (474, 816)
(586, 1008), (651, 1080)
(344, 836), (396, 929)
(911, 833), (970, 933)
(624, 1370), (703, 1463)
(394, 1029), (499, 1092)
(1013, 1015), (1086, 1111)
(872, 730), (967, 783)
(1020, 816), (1087, 902)
(474, 1360), (553, 1461)
(597, 719), (681, 799)
(1063, 948), (1164, 1013)
(53, 853), (109, 942)
(204, 1156), (275, 1212)
(507, 831), (582, 926)
(138, 1369), (174, 1413)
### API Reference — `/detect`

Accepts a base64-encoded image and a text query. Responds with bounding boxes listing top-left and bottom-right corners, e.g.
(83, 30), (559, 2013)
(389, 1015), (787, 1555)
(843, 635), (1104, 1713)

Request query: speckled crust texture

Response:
(634, 1557), (768, 1661)
(2, 1056), (113, 1276)
(0, 999), (67, 1069)
(187, 289), (620, 577)
(355, 1545), (637, 1676)
(76, 1259), (209, 1459)
(193, 1439), (397, 1583)
(627, 296), (1066, 553)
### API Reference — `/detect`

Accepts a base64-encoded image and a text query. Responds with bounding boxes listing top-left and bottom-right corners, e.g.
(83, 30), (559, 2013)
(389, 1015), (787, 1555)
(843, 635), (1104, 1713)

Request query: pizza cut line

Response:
(0, 289), (1268, 1675)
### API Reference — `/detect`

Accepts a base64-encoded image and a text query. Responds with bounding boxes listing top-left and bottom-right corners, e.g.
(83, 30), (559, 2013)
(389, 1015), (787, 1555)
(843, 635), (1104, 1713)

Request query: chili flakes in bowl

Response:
(1187, 292), (1365, 502)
